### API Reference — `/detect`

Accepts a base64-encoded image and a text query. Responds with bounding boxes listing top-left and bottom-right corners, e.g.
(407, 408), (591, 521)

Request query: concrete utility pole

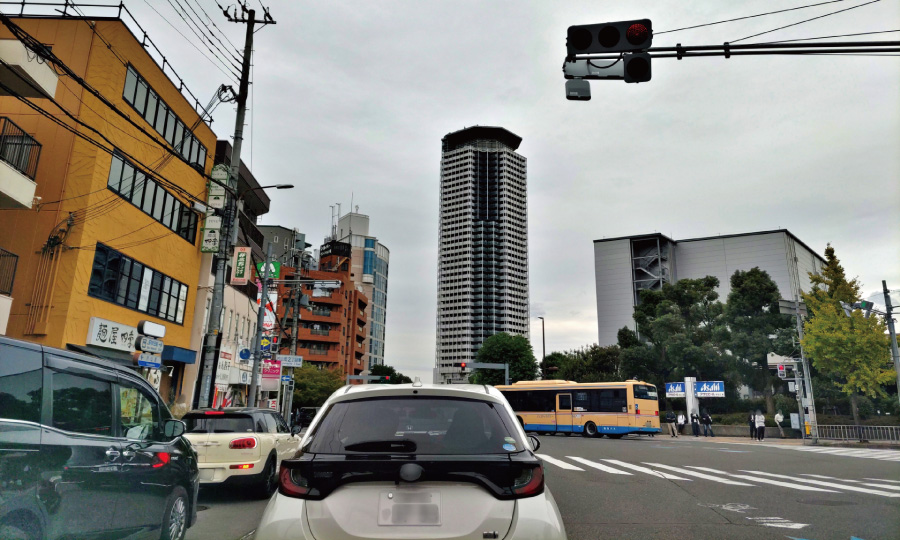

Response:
(883, 281), (900, 409)
(794, 296), (818, 443)
(197, 5), (275, 408)
(538, 316), (546, 378)
(249, 242), (274, 407)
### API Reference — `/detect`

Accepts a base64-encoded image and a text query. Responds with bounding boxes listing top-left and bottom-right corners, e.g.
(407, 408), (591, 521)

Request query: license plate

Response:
(199, 469), (215, 481)
(378, 490), (441, 526)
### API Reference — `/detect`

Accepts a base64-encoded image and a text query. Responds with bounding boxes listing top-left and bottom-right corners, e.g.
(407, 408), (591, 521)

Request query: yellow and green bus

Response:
(495, 379), (661, 438)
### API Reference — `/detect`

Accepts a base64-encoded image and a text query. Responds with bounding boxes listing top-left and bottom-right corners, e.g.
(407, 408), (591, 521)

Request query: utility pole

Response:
(794, 296), (818, 443)
(538, 316), (546, 378)
(197, 4), (275, 408)
(249, 242), (274, 407)
(883, 281), (900, 409)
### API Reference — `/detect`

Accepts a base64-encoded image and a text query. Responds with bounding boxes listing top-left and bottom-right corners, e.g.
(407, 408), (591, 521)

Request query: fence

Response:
(0, 247), (17, 295)
(0, 117), (41, 179)
(816, 424), (900, 442)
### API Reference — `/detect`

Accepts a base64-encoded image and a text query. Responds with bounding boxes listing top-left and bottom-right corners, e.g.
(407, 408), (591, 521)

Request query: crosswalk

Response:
(748, 443), (900, 462)
(536, 453), (900, 498)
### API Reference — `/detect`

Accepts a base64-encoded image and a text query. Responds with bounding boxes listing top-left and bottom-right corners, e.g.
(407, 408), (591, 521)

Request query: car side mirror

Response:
(163, 419), (186, 439)
(291, 426), (302, 436)
(528, 434), (541, 452)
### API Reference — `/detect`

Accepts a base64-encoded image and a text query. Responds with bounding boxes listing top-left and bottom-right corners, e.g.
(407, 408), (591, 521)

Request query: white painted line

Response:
(536, 454), (584, 471)
(865, 478), (900, 484)
(747, 517), (808, 529)
(862, 483), (900, 491)
(687, 467), (839, 492)
(643, 463), (754, 486)
(567, 456), (632, 475)
(741, 470), (900, 498)
(601, 459), (691, 480)
(800, 474), (862, 483)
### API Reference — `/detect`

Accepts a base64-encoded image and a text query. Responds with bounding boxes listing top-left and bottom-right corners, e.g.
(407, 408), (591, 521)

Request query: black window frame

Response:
(0, 342), (43, 425)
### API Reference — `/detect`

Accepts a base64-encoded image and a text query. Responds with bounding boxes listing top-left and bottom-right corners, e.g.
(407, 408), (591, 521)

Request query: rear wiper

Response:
(344, 439), (417, 452)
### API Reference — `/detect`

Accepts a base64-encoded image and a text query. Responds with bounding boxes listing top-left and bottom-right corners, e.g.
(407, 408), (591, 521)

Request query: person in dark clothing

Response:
(749, 412), (757, 439)
(665, 410), (678, 437)
(690, 412), (701, 437)
(700, 410), (714, 437)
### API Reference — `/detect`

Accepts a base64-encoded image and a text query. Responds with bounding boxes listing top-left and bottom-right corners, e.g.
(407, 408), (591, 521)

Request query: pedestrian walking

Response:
(774, 410), (785, 438)
(755, 410), (766, 441)
(748, 411), (757, 440)
(690, 411), (700, 437)
(677, 411), (686, 435)
(701, 410), (715, 437)
(665, 410), (678, 437)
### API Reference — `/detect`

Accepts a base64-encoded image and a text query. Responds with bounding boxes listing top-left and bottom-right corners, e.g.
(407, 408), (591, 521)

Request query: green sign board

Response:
(256, 261), (281, 279)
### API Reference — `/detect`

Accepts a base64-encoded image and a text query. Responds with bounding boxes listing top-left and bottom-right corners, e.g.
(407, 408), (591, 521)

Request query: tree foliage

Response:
(291, 365), (344, 407)
(546, 345), (622, 382)
(470, 333), (539, 386)
(369, 364), (413, 384)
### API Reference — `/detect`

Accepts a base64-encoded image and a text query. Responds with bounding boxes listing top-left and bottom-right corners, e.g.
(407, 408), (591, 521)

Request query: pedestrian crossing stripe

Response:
(601, 459), (690, 480)
(535, 454), (584, 471)
(767, 445), (900, 461)
(567, 456), (632, 475)
(740, 470), (900, 498)
(644, 463), (754, 486)
(688, 467), (838, 492)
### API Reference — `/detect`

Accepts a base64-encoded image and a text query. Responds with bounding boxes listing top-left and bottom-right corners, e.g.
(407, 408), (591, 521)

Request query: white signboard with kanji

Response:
(87, 317), (139, 353)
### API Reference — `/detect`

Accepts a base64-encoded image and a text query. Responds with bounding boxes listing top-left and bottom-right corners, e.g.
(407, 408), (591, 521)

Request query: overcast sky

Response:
(123, 1), (900, 383)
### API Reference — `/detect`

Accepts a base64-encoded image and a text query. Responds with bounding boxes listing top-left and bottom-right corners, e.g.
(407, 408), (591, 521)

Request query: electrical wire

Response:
(180, 0), (243, 63)
(166, 0), (243, 73)
(588, 54), (624, 69)
(732, 0), (883, 43)
(656, 0), (852, 35)
(190, 0), (241, 51)
(762, 29), (900, 43)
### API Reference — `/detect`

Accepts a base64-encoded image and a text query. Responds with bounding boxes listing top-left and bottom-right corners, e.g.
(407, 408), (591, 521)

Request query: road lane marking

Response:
(536, 454), (584, 471)
(746, 516), (808, 529)
(865, 478), (900, 483)
(567, 456), (632, 475)
(687, 467), (839, 492)
(697, 502), (755, 513)
(800, 474), (862, 482)
(862, 483), (900, 491)
(741, 470), (900, 497)
(644, 463), (754, 485)
(601, 459), (691, 480)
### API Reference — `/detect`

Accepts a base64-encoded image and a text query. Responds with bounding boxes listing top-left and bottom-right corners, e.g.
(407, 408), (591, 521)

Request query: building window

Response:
(107, 153), (198, 244)
(88, 243), (188, 325)
(123, 65), (207, 169)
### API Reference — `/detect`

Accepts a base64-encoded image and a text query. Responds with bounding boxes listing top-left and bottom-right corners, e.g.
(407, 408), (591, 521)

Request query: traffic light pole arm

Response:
(570, 40), (900, 60)
(466, 362), (510, 386)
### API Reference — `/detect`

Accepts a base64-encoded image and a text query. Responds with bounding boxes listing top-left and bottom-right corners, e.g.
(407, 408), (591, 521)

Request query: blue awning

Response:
(161, 345), (197, 364)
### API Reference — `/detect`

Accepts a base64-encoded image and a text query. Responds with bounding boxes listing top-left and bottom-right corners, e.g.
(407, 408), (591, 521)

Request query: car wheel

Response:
(583, 422), (598, 437)
(255, 456), (278, 499)
(0, 516), (40, 540)
(160, 486), (188, 540)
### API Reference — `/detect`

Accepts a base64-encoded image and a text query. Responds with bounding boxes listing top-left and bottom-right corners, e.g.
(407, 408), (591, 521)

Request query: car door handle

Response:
(122, 449), (135, 458)
(105, 449), (120, 459)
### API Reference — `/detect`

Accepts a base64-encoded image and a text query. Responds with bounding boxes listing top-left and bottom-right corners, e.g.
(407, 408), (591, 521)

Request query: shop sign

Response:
(200, 228), (220, 253)
(231, 247), (251, 286)
(87, 317), (137, 353)
(216, 350), (233, 385)
(256, 280), (278, 330)
(262, 360), (281, 379)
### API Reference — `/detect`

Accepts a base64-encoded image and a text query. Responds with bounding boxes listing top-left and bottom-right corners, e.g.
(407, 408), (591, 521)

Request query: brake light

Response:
(204, 411), (225, 415)
(229, 463), (254, 469)
(152, 452), (171, 468)
(512, 465), (544, 498)
(229, 437), (258, 450)
(279, 466), (311, 498)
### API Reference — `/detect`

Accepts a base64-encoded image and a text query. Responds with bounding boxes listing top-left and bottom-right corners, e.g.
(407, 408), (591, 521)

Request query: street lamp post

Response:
(538, 316), (546, 378)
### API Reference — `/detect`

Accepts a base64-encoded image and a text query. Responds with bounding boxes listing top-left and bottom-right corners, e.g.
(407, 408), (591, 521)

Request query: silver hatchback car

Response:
(255, 381), (566, 540)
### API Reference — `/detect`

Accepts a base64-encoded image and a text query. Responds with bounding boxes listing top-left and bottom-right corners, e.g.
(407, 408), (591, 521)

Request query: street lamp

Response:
(537, 316), (546, 378)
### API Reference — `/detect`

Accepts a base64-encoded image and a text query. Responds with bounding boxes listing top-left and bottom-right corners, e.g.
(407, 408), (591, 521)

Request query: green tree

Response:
(549, 345), (622, 382)
(469, 333), (538, 386)
(541, 351), (568, 379)
(801, 245), (893, 427)
(369, 364), (413, 384)
(291, 365), (344, 407)
(616, 277), (730, 391)
(723, 267), (795, 415)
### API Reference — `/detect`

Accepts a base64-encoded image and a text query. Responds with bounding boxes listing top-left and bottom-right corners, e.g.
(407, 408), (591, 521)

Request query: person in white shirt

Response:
(774, 410), (785, 438)
(754, 410), (766, 441)
(676, 412), (686, 435)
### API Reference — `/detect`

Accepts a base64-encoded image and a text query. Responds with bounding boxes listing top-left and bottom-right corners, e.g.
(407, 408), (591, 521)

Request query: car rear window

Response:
(307, 397), (523, 455)
(183, 413), (255, 433)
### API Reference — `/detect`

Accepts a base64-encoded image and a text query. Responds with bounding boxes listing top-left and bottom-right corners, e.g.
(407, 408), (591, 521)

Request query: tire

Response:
(583, 422), (598, 438)
(160, 486), (189, 540)
(0, 516), (40, 540)
(255, 455), (278, 499)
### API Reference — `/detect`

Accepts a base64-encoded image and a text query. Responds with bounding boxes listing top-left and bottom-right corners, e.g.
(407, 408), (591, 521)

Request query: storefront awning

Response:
(162, 345), (197, 364)
(67, 343), (133, 367)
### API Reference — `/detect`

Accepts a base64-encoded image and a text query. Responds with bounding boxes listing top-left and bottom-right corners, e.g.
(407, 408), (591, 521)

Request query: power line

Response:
(179, 0), (243, 64)
(732, 0), (883, 43)
(764, 29), (899, 43)
(656, 0), (853, 35)
(166, 0), (243, 72)
(189, 0), (241, 52)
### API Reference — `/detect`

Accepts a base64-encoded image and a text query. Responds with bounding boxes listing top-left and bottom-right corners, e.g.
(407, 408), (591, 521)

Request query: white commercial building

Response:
(435, 126), (530, 384)
(594, 229), (826, 346)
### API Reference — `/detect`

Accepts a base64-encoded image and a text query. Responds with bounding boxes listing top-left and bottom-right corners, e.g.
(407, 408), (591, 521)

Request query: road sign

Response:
(788, 381), (797, 392)
(135, 336), (164, 354)
(260, 336), (272, 352)
(665, 382), (686, 398)
(280, 375), (292, 382)
(276, 354), (303, 367)
(694, 381), (725, 398)
(132, 352), (161, 369)
(239, 348), (251, 361)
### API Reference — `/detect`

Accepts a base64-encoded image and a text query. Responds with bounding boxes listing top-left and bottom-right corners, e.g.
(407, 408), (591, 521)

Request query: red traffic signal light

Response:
(567, 19), (653, 56)
(384, 376), (390, 381)
(460, 362), (466, 369)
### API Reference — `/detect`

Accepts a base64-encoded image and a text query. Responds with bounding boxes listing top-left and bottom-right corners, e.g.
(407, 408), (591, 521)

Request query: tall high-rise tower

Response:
(435, 126), (529, 384)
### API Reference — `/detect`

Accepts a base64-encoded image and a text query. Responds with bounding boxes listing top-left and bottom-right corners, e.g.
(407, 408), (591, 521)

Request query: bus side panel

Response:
(519, 411), (558, 433)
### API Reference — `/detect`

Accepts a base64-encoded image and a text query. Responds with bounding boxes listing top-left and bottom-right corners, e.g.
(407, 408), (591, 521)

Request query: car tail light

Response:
(512, 465), (544, 498)
(229, 437), (257, 450)
(279, 466), (311, 498)
(152, 452), (171, 468)
(229, 463), (254, 470)
(204, 411), (225, 415)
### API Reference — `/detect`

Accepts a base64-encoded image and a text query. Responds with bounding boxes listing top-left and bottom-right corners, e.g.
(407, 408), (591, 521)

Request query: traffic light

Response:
(624, 53), (651, 83)
(567, 19), (652, 56)
(856, 300), (875, 318)
(459, 362), (467, 374)
(777, 364), (786, 379)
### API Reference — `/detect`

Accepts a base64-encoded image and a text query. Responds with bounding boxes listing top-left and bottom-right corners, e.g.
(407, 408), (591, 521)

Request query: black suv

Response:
(0, 336), (199, 540)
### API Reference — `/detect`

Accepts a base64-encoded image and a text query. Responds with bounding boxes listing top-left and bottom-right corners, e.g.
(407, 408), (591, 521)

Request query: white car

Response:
(182, 407), (302, 498)
(255, 381), (566, 540)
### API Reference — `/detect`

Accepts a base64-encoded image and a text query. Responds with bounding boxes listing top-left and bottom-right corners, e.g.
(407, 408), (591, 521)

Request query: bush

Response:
(774, 394), (795, 415)
(855, 396), (875, 418)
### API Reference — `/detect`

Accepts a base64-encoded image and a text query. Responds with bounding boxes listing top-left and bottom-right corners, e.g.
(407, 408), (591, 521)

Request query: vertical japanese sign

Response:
(201, 165), (230, 253)
(256, 279), (278, 331)
(231, 247), (251, 285)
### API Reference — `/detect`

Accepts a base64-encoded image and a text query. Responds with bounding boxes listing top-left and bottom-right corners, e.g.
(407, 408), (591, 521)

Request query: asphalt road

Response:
(185, 435), (900, 540)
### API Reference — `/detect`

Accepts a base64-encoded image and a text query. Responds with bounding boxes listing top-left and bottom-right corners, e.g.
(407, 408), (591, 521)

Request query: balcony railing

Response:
(0, 117), (41, 179)
(0, 247), (17, 295)
(310, 328), (330, 336)
(307, 348), (330, 356)
(311, 309), (332, 317)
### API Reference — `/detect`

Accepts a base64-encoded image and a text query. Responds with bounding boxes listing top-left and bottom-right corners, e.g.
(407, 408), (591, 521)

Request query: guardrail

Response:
(816, 424), (900, 442)
(0, 117), (41, 179)
(0, 247), (17, 295)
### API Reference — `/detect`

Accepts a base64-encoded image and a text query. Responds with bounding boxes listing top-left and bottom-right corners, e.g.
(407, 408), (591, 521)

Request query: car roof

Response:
(185, 407), (274, 415)
(328, 383), (506, 406)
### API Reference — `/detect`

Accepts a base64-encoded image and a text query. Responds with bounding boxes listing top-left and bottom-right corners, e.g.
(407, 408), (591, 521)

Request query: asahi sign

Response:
(231, 247), (251, 286)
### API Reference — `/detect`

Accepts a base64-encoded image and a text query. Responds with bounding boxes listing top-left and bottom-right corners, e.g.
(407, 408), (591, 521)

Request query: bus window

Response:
(633, 385), (658, 400)
(598, 389), (627, 412)
(558, 394), (571, 411)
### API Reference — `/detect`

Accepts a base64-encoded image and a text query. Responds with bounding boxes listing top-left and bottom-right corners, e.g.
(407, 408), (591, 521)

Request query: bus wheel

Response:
(583, 422), (597, 437)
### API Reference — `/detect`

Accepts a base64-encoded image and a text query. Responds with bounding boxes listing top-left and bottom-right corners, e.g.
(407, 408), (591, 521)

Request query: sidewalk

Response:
(666, 434), (900, 450)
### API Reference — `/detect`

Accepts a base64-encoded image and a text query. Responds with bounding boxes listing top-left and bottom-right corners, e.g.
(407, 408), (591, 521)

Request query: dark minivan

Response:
(0, 335), (199, 540)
